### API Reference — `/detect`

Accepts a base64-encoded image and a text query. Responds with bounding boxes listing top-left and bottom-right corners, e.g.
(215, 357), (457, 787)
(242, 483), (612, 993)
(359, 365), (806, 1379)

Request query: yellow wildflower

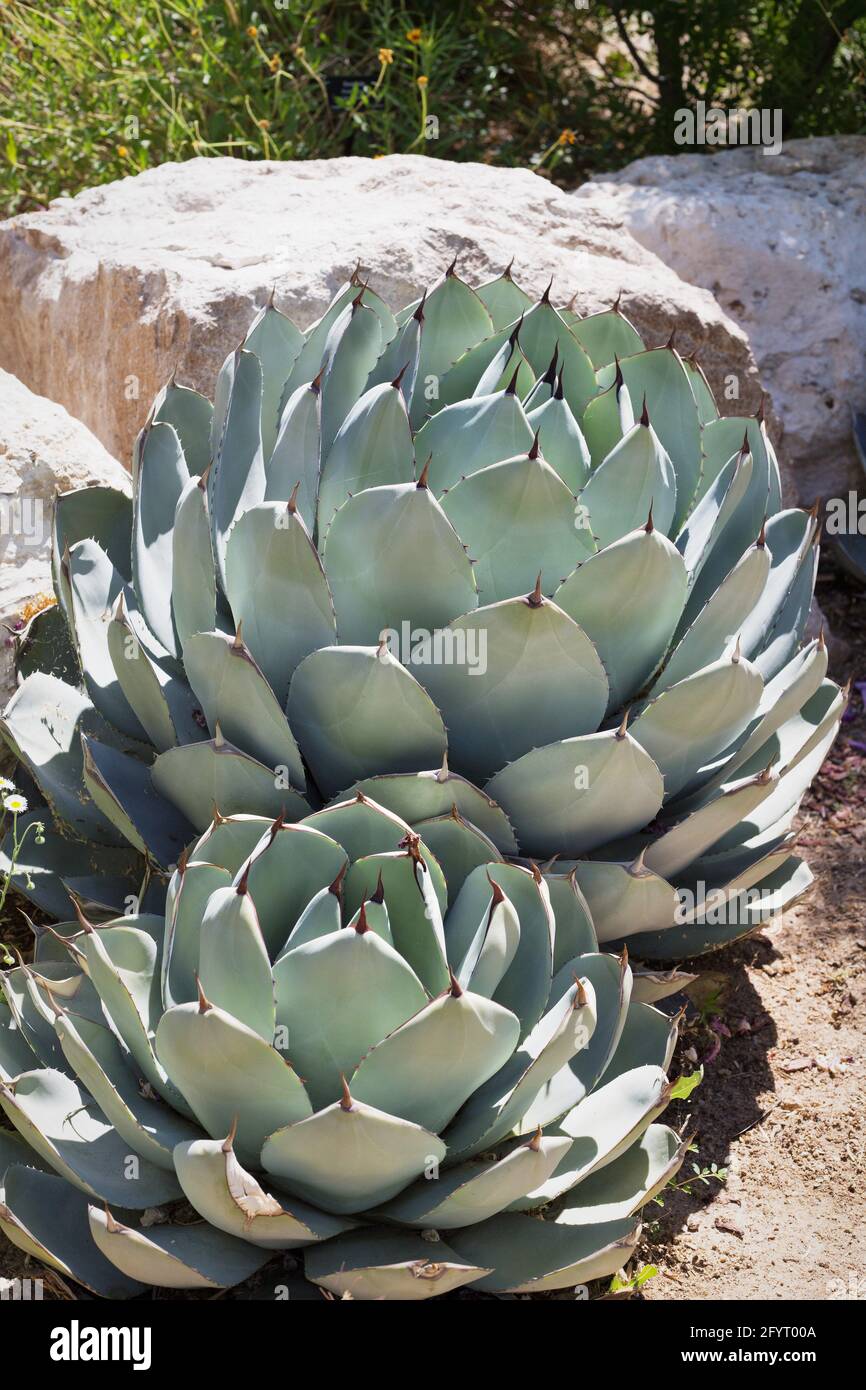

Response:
(246, 25), (258, 39)
(558, 128), (576, 146)
(406, 28), (422, 43)
(378, 47), (394, 65)
(258, 118), (270, 130)
(416, 74), (428, 88)
(116, 144), (129, 158)
(269, 54), (281, 72)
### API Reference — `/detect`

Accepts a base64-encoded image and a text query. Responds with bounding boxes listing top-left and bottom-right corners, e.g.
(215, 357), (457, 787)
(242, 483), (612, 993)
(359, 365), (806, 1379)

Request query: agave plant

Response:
(0, 803), (690, 1297)
(1, 264), (841, 962)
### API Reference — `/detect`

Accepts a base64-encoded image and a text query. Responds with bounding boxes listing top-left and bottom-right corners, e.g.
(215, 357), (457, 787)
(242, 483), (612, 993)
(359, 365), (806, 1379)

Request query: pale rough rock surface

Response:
(0, 154), (760, 467)
(577, 137), (866, 504)
(0, 369), (127, 710)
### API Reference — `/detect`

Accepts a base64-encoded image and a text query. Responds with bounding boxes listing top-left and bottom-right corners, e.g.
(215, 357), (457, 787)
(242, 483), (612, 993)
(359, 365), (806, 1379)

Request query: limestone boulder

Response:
(0, 369), (127, 712)
(577, 137), (866, 504)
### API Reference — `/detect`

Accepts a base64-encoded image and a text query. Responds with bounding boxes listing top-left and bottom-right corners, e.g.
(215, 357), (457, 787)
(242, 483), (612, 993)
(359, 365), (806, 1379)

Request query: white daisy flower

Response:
(2, 794), (27, 814)
(0, 777), (15, 792)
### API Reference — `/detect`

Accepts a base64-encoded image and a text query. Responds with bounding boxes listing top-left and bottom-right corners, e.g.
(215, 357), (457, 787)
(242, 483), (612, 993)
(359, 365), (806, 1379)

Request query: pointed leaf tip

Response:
(526, 572), (544, 608)
(329, 860), (348, 897)
(195, 974), (213, 1013)
(485, 868), (505, 906)
(70, 895), (95, 935)
(221, 1114), (239, 1153)
(236, 857), (252, 895)
(571, 974), (588, 1008)
(340, 1075), (354, 1111)
(505, 363), (521, 396)
(371, 868), (385, 905)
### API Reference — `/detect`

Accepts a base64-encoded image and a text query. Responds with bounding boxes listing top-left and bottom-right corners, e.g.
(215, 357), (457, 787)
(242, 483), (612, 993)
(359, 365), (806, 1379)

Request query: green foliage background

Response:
(0, 0), (864, 215)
